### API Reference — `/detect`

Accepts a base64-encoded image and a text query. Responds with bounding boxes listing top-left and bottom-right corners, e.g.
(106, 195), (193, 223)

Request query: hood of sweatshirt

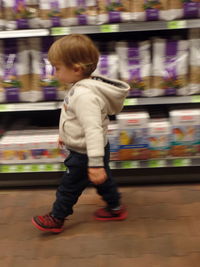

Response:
(73, 75), (130, 115)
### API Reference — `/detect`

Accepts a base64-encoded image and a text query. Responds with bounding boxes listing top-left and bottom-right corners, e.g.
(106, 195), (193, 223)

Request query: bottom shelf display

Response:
(110, 158), (197, 169)
(0, 158), (200, 173)
(0, 163), (66, 173)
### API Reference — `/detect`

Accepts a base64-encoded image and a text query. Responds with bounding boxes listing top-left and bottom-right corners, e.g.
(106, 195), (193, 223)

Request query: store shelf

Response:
(0, 101), (61, 112)
(0, 29), (49, 38)
(0, 19), (199, 39)
(0, 163), (65, 173)
(1, 157), (199, 173)
(124, 95), (200, 106)
(110, 158), (200, 169)
(0, 94), (200, 112)
(51, 19), (200, 36)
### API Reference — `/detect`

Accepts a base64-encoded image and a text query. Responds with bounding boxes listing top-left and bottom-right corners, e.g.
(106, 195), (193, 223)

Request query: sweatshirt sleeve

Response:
(73, 93), (105, 167)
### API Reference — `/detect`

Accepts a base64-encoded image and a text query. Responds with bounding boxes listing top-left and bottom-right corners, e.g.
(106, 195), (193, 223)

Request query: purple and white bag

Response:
(0, 39), (31, 103)
(98, 0), (130, 24)
(150, 39), (189, 97)
(188, 29), (200, 95)
(131, 0), (171, 21)
(169, 0), (199, 20)
(93, 53), (119, 79)
(4, 0), (40, 30)
(65, 0), (98, 26)
(116, 41), (151, 97)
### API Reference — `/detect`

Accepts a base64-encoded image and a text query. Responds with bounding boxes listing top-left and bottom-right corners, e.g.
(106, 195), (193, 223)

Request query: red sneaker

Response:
(32, 213), (64, 233)
(94, 206), (128, 221)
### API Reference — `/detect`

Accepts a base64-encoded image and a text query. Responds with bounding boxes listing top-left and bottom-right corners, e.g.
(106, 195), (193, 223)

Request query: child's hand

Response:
(58, 137), (64, 148)
(88, 168), (107, 185)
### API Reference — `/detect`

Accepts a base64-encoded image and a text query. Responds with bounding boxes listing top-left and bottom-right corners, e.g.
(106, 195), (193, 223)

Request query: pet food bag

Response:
(98, 0), (131, 24)
(0, 39), (31, 103)
(116, 41), (151, 97)
(117, 112), (150, 160)
(0, 0), (4, 30)
(39, 0), (69, 28)
(188, 29), (200, 95)
(107, 123), (119, 161)
(4, 0), (40, 30)
(170, 109), (200, 157)
(93, 53), (119, 79)
(148, 119), (171, 159)
(65, 0), (97, 26)
(150, 39), (189, 97)
(169, 0), (199, 20)
(30, 37), (67, 102)
(0, 41), (4, 103)
(131, 0), (170, 21)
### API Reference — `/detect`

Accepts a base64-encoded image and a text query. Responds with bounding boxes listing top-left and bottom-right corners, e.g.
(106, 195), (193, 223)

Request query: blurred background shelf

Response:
(0, 19), (200, 39)
(0, 29), (49, 38)
(1, 157), (199, 174)
(1, 94), (200, 112)
(1, 158), (200, 187)
(0, 101), (60, 112)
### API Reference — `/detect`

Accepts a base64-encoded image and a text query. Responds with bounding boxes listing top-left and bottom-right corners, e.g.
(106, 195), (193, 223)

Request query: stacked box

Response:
(117, 112), (150, 160)
(148, 119), (171, 158)
(107, 123), (119, 161)
(0, 129), (67, 163)
(170, 109), (200, 157)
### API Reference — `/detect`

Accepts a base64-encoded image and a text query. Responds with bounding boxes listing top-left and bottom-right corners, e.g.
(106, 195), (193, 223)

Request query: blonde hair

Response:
(48, 34), (99, 77)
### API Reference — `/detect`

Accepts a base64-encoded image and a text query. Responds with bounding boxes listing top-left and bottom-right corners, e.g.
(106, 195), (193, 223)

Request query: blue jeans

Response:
(52, 143), (121, 219)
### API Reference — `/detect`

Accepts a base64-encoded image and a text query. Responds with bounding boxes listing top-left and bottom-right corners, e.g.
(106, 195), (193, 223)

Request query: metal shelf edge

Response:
(0, 158), (199, 173)
(0, 19), (199, 38)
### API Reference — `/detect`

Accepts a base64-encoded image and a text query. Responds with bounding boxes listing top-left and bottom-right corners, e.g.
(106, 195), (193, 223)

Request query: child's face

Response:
(54, 63), (84, 84)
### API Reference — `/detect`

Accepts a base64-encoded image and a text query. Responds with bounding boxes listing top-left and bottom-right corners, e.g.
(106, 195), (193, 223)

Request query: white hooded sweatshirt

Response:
(59, 75), (130, 167)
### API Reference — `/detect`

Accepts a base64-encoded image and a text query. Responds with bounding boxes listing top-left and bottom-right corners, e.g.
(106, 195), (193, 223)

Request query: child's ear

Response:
(73, 64), (83, 73)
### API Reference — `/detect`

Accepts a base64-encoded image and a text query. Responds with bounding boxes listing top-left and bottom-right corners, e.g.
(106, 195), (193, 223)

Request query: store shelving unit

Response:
(1, 157), (199, 174)
(0, 19), (200, 186)
(0, 19), (199, 38)
(1, 94), (200, 112)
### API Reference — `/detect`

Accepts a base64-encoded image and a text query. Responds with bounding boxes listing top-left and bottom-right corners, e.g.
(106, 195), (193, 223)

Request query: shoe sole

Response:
(94, 211), (128, 221)
(31, 218), (63, 233)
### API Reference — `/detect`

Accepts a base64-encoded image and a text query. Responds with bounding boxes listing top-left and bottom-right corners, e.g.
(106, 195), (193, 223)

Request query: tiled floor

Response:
(1, 184), (200, 266)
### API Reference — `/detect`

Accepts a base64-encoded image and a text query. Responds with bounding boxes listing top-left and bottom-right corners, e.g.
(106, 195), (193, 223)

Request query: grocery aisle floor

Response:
(1, 184), (200, 267)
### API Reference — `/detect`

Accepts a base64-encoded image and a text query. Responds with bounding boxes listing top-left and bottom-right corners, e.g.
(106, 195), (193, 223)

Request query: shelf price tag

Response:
(172, 158), (191, 167)
(30, 164), (39, 172)
(124, 98), (138, 106)
(16, 165), (24, 172)
(192, 95), (200, 103)
(109, 161), (117, 169)
(100, 24), (119, 33)
(60, 164), (66, 171)
(23, 165), (32, 172)
(0, 104), (7, 111)
(44, 164), (53, 172)
(1, 165), (11, 173)
(121, 161), (139, 169)
(167, 20), (187, 29)
(51, 27), (71, 36)
(148, 160), (166, 168)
